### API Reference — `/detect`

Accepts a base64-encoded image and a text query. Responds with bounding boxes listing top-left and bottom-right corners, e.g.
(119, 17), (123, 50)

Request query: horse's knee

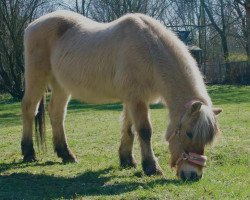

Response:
(127, 101), (151, 142)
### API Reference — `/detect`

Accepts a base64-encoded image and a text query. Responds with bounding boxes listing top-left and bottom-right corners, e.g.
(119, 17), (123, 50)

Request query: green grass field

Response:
(0, 85), (249, 199)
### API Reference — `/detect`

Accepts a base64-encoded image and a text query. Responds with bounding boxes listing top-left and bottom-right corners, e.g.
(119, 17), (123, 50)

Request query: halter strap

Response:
(176, 152), (207, 167)
(167, 99), (207, 167)
(171, 129), (207, 167)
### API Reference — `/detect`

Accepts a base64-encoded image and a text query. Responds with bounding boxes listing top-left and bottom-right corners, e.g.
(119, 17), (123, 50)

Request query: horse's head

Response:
(166, 101), (222, 181)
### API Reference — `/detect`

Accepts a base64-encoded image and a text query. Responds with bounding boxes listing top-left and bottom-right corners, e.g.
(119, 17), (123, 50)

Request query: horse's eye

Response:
(186, 132), (193, 139)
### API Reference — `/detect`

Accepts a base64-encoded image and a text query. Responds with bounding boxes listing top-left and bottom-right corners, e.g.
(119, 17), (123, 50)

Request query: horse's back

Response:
(24, 11), (161, 103)
(24, 10), (98, 48)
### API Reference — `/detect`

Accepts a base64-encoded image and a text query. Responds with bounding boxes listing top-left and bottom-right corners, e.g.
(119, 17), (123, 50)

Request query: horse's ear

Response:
(213, 108), (222, 115)
(190, 101), (202, 115)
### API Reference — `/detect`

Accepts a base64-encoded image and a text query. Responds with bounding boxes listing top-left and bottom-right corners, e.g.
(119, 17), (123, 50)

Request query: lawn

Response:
(0, 85), (249, 199)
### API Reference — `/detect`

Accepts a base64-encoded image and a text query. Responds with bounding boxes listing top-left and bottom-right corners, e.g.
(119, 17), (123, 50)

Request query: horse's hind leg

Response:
(127, 101), (163, 176)
(119, 105), (137, 168)
(21, 70), (47, 162)
(48, 79), (77, 163)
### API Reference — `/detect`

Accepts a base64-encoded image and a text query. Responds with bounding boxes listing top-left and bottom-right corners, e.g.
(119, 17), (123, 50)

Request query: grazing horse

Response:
(21, 10), (222, 180)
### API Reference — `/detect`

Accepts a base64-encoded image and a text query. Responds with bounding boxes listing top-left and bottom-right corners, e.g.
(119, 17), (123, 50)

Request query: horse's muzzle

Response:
(176, 155), (204, 181)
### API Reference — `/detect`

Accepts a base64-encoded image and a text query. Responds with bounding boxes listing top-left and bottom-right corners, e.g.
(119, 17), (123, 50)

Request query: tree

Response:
(234, 0), (250, 82)
(246, 1), (250, 55)
(0, 0), (52, 99)
(201, 0), (239, 82)
(89, 0), (170, 22)
(59, 0), (93, 16)
(201, 0), (229, 62)
(236, 0), (250, 62)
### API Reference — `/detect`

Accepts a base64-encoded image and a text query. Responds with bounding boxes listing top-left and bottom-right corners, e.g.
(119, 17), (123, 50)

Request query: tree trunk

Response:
(201, 0), (231, 83)
(221, 33), (231, 83)
(246, 0), (250, 83)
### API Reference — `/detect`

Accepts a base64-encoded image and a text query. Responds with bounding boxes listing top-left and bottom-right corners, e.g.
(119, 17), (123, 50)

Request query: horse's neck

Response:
(163, 78), (212, 120)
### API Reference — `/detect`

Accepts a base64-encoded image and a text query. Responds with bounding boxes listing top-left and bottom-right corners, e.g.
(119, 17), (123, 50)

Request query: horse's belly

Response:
(70, 87), (120, 103)
(53, 71), (120, 103)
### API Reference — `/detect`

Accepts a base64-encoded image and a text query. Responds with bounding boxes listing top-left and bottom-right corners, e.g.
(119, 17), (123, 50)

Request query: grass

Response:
(0, 85), (249, 199)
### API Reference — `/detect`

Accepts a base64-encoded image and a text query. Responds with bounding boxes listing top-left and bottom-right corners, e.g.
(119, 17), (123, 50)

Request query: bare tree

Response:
(0, 0), (52, 99)
(246, 0), (250, 74)
(234, 1), (250, 56)
(231, 0), (247, 53)
(59, 0), (93, 16)
(90, 0), (170, 22)
(201, 0), (230, 62)
(200, 0), (236, 82)
(233, 0), (250, 82)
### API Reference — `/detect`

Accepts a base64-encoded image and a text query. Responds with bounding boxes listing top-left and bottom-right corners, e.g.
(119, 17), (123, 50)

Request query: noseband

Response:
(168, 122), (207, 168)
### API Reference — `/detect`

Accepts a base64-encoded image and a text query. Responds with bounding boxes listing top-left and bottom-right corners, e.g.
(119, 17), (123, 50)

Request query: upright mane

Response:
(133, 14), (212, 107)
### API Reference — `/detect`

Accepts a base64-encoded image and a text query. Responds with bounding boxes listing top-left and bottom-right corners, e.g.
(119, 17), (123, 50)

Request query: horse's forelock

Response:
(192, 106), (218, 146)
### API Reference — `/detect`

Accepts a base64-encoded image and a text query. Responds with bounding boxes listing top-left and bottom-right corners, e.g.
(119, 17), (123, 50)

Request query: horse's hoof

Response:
(120, 160), (137, 169)
(142, 160), (163, 176)
(23, 155), (37, 163)
(120, 155), (137, 168)
(144, 166), (164, 176)
(62, 155), (78, 163)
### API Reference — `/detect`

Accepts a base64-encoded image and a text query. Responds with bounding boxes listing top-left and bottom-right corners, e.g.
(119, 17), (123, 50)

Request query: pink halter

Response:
(168, 99), (207, 167)
(176, 152), (207, 167)
(168, 129), (207, 167)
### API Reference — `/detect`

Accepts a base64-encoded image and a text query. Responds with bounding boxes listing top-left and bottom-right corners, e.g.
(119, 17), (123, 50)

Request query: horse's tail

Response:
(35, 94), (46, 151)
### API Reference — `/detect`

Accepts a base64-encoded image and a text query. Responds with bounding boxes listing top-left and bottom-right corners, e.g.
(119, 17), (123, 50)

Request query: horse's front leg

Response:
(127, 101), (163, 176)
(119, 105), (137, 168)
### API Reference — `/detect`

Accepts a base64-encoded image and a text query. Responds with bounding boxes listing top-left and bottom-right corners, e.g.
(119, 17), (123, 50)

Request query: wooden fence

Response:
(200, 61), (250, 84)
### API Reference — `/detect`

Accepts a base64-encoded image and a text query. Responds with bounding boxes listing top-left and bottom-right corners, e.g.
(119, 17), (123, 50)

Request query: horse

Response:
(21, 10), (222, 181)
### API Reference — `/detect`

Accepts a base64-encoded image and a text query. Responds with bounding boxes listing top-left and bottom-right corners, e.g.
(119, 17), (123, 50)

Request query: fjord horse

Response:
(21, 10), (222, 180)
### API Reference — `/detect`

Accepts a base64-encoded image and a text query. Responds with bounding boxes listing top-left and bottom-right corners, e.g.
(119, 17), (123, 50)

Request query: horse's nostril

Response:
(190, 171), (198, 181)
(179, 171), (201, 181)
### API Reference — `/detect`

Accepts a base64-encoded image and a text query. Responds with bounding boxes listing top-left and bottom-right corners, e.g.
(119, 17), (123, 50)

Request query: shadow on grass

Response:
(0, 162), (183, 199)
(0, 161), (61, 174)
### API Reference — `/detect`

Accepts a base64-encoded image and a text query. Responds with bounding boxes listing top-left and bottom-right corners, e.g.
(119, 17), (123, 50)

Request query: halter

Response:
(169, 128), (207, 167)
(168, 100), (208, 168)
